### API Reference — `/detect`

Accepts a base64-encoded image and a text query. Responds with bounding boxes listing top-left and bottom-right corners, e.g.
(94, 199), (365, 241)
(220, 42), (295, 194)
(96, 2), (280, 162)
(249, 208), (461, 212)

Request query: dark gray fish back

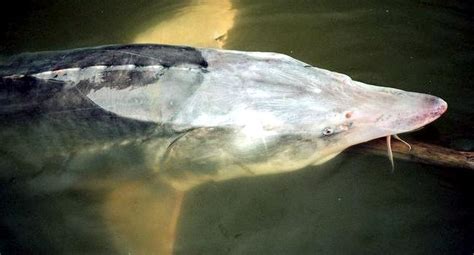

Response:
(0, 44), (208, 76)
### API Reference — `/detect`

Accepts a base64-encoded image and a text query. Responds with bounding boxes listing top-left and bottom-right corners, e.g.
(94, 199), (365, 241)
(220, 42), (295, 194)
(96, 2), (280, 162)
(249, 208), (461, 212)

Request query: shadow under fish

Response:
(0, 44), (447, 254)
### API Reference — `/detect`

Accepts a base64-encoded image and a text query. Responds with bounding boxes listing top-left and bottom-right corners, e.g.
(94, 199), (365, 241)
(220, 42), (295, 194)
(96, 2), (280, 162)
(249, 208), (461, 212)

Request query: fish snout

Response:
(376, 93), (448, 135)
(408, 94), (448, 128)
(423, 95), (448, 119)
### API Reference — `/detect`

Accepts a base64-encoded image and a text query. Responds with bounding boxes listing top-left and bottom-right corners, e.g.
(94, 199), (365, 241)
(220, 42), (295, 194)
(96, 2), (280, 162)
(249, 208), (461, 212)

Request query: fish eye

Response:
(322, 127), (334, 136)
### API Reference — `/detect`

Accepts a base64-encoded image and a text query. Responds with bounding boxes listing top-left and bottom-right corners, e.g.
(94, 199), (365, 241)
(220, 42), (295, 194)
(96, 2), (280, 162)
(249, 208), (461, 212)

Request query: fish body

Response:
(0, 44), (447, 190)
(0, 44), (447, 254)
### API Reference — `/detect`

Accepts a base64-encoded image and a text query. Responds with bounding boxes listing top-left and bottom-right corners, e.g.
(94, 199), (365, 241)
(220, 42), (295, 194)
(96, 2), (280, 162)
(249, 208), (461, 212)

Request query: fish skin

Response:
(0, 44), (447, 255)
(0, 44), (447, 190)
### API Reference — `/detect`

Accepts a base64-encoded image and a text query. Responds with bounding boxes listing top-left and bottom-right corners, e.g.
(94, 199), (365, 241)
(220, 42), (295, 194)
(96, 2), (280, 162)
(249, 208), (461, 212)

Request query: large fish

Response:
(0, 44), (447, 254)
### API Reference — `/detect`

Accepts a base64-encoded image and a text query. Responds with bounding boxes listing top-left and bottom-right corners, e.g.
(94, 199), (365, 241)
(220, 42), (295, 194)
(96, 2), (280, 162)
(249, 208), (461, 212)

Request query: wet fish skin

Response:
(0, 44), (447, 191)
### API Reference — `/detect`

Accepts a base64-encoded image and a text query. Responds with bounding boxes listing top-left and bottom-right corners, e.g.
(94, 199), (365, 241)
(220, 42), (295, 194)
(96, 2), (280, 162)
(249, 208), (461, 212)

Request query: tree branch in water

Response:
(349, 138), (474, 170)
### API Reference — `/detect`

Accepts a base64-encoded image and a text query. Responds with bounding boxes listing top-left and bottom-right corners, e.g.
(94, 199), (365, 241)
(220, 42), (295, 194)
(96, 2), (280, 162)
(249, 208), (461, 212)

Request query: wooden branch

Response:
(348, 138), (474, 170)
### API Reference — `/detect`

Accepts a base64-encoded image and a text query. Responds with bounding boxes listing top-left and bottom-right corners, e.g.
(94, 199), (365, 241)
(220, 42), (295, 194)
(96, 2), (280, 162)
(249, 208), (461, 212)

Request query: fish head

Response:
(301, 78), (448, 165)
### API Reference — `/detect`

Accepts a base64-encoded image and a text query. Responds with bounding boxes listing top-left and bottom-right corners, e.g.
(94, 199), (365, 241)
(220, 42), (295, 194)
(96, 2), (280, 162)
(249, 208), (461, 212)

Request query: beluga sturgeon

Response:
(0, 44), (447, 254)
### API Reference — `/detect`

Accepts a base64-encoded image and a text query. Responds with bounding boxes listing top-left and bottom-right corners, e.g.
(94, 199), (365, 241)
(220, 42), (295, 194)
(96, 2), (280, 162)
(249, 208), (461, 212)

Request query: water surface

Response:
(1, 0), (473, 254)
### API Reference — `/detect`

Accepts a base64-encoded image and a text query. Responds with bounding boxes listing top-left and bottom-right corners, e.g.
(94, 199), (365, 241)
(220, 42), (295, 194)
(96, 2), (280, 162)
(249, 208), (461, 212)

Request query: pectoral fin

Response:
(158, 127), (250, 190)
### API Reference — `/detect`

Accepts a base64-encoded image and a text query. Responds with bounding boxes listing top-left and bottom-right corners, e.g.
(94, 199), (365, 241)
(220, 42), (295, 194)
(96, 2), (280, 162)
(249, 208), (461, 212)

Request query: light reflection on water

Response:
(0, 0), (473, 254)
(133, 0), (236, 48)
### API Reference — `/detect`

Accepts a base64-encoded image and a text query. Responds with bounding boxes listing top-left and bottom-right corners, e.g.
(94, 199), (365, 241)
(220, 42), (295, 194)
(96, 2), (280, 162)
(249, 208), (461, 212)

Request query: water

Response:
(1, 0), (473, 254)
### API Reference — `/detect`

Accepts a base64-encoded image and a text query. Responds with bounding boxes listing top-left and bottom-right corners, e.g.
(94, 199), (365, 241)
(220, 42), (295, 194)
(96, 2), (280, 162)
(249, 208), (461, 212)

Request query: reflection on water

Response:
(0, 0), (473, 254)
(104, 181), (184, 255)
(134, 0), (236, 48)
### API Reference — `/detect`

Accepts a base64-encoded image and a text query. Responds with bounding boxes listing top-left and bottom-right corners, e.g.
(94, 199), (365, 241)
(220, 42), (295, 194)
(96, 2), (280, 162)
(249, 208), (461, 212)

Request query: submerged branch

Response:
(349, 138), (474, 170)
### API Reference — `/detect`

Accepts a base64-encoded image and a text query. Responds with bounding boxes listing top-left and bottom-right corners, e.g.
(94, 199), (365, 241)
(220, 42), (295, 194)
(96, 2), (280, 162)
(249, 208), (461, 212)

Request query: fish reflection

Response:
(133, 0), (236, 48)
(104, 180), (184, 255)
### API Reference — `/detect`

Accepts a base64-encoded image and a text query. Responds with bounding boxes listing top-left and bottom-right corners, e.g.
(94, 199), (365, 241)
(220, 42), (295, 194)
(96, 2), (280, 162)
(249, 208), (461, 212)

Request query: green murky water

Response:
(1, 0), (473, 254)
